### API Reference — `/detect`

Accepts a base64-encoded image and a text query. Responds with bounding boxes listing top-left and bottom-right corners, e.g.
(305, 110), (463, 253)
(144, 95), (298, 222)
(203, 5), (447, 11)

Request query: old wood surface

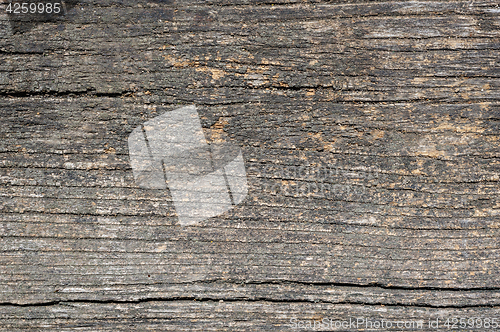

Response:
(1, 0), (499, 330)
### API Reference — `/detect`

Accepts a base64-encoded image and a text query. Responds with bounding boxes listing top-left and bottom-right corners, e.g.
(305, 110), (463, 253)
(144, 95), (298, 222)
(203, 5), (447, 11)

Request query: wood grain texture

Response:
(1, 0), (500, 330)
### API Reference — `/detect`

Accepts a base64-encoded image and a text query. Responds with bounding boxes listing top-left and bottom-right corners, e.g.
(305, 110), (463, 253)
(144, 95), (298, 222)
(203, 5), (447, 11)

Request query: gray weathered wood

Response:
(1, 0), (500, 330)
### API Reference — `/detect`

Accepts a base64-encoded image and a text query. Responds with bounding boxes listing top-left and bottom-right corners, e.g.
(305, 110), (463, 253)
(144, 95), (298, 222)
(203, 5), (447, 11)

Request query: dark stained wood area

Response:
(1, 0), (500, 330)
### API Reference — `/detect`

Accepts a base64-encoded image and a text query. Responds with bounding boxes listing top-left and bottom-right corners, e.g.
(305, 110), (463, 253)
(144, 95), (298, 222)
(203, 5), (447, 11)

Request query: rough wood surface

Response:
(1, 0), (500, 330)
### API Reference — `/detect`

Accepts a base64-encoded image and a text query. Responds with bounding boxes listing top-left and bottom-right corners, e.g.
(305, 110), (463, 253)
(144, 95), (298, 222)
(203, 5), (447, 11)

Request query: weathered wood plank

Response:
(1, 0), (500, 328)
(2, 301), (500, 331)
